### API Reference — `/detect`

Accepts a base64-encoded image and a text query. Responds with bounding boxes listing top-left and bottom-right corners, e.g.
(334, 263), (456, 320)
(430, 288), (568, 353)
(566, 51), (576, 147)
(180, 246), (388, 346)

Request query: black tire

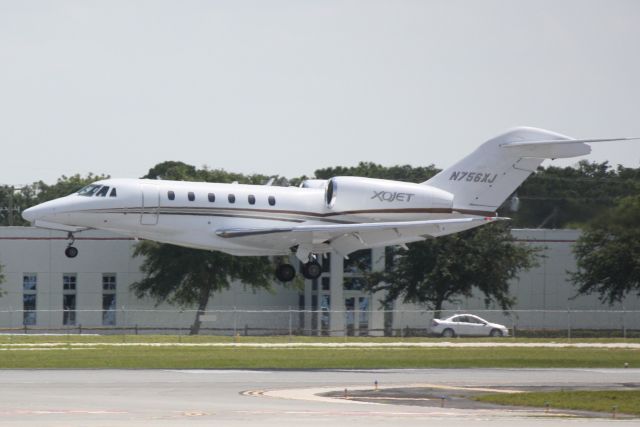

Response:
(65, 246), (78, 258)
(275, 264), (296, 282)
(441, 328), (455, 338)
(301, 261), (322, 280)
(489, 328), (503, 337)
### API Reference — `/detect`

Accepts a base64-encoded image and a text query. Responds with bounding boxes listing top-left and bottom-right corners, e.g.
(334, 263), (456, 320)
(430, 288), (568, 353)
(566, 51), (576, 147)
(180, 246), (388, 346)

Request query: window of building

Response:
(208, 193), (215, 202)
(103, 274), (116, 291)
(248, 194), (255, 205)
(63, 294), (76, 326)
(268, 195), (276, 206)
(322, 253), (331, 273)
(95, 186), (110, 197)
(102, 274), (116, 326)
(63, 274), (76, 291)
(321, 277), (330, 291)
(23, 274), (37, 325)
(23, 274), (37, 291)
(344, 249), (372, 273)
(168, 191), (175, 200)
(188, 192), (195, 202)
(63, 274), (77, 326)
(228, 194), (236, 203)
(343, 277), (365, 291)
(109, 188), (117, 197)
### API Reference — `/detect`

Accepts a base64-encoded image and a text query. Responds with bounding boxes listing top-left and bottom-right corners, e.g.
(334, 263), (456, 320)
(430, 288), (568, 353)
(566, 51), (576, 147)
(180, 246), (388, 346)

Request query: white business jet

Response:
(22, 127), (636, 281)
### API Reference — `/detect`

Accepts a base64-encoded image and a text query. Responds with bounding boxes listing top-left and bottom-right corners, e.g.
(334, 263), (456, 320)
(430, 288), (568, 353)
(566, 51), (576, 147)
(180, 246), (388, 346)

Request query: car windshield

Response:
(77, 184), (102, 197)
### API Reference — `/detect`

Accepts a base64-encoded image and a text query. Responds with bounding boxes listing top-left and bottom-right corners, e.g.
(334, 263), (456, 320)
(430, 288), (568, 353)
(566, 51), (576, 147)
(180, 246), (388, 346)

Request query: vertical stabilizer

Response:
(424, 127), (590, 214)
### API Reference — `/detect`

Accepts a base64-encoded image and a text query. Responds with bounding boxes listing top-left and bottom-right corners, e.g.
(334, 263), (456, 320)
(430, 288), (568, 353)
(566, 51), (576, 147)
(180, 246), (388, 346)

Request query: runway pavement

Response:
(0, 368), (637, 426)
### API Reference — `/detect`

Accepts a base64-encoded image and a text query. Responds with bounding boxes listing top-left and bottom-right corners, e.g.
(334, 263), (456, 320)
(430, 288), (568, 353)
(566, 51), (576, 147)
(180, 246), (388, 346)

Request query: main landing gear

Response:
(64, 232), (78, 258)
(275, 257), (322, 282)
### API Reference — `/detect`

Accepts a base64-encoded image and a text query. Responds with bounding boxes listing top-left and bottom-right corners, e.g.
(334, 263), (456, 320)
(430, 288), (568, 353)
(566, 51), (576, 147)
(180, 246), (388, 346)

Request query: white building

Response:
(0, 226), (637, 335)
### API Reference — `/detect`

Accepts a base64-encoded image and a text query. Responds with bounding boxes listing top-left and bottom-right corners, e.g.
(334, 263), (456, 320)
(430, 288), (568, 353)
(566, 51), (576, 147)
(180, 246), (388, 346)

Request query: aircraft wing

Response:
(216, 216), (506, 258)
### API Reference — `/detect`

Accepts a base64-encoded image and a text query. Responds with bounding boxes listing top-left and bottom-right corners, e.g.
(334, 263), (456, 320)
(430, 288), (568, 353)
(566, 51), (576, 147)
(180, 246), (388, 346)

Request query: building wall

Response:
(0, 227), (300, 331)
(0, 226), (637, 333)
(391, 229), (640, 331)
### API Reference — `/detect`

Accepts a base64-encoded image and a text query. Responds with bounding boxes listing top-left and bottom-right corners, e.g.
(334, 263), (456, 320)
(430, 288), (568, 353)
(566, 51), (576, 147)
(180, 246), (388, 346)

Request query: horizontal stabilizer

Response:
(424, 127), (640, 213)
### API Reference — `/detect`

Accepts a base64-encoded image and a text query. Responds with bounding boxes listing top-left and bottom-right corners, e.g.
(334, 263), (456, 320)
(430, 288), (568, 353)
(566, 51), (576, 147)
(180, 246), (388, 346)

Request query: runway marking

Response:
(0, 409), (128, 415)
(165, 369), (274, 375)
(244, 382), (523, 408)
(0, 347), (98, 351)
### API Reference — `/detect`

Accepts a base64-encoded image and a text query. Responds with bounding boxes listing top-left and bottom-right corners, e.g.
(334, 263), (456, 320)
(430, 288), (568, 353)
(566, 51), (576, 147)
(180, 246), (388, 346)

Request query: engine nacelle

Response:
(324, 176), (453, 218)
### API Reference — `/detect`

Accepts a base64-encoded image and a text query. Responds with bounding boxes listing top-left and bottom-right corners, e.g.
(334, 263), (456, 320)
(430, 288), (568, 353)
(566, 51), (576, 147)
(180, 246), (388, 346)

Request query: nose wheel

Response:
(65, 232), (78, 258)
(65, 246), (78, 258)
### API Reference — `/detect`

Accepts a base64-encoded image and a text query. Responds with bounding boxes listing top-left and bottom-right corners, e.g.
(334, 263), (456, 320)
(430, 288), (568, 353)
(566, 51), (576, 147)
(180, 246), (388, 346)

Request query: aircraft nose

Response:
(22, 204), (51, 223)
(22, 206), (37, 222)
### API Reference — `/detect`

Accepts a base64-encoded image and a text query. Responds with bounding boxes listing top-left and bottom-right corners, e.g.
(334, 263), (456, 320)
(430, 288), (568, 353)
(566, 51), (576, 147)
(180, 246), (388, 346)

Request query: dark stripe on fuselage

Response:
(84, 205), (495, 222)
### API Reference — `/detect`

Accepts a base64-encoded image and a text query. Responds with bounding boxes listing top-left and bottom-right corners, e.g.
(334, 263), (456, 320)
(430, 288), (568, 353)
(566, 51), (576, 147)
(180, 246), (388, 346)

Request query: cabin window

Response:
(248, 194), (256, 205)
(228, 194), (236, 203)
(188, 192), (195, 202)
(208, 193), (215, 202)
(77, 184), (101, 197)
(268, 195), (276, 206)
(109, 188), (117, 197)
(95, 186), (109, 197)
(167, 191), (175, 200)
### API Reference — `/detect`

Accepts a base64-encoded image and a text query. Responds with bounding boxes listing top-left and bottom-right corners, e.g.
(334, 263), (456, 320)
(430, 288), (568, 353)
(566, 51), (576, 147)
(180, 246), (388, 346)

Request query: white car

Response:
(430, 314), (509, 337)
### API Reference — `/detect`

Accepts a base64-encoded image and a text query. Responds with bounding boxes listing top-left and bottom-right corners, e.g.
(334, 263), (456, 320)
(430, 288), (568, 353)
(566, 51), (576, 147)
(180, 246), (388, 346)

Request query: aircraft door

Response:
(140, 184), (160, 225)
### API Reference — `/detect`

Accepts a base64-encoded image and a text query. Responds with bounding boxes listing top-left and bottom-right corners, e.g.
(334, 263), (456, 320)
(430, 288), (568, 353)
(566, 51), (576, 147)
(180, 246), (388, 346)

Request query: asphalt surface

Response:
(0, 368), (638, 426)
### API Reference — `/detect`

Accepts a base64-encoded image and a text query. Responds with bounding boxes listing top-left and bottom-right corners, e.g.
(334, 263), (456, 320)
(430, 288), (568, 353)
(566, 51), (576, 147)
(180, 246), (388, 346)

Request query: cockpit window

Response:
(109, 188), (117, 197)
(77, 184), (102, 197)
(96, 186), (110, 197)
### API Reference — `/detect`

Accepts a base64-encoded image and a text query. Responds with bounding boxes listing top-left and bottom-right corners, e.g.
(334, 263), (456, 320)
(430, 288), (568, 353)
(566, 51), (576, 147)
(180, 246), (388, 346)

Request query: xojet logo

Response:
(371, 191), (415, 202)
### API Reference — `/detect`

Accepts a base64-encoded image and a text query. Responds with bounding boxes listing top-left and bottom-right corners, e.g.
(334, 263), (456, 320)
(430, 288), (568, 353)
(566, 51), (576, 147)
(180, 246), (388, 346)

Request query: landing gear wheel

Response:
(275, 263), (296, 282)
(301, 261), (322, 280)
(65, 246), (78, 258)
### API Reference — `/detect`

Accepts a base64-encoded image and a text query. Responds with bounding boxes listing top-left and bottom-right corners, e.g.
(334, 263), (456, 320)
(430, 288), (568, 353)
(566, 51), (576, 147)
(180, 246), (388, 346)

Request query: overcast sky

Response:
(1, 0), (639, 185)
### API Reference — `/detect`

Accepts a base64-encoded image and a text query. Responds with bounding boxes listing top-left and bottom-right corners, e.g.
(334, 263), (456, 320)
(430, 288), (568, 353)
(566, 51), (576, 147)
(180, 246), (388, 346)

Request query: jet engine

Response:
(323, 176), (453, 219)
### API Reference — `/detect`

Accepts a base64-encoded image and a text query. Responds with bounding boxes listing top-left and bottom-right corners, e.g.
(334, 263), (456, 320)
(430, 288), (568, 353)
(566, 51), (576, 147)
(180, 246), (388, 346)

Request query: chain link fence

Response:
(0, 308), (638, 338)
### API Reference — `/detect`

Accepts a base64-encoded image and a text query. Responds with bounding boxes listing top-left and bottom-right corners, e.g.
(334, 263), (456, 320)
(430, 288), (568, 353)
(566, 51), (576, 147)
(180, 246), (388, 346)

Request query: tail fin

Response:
(424, 127), (590, 214)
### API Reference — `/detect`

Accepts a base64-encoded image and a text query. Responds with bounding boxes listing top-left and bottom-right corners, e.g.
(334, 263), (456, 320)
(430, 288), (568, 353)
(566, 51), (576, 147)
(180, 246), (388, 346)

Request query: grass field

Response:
(0, 335), (638, 369)
(475, 390), (640, 416)
(1, 334), (639, 344)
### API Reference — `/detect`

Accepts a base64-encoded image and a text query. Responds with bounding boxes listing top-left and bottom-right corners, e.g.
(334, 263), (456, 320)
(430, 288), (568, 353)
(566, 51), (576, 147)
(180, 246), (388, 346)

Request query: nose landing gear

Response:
(65, 232), (78, 258)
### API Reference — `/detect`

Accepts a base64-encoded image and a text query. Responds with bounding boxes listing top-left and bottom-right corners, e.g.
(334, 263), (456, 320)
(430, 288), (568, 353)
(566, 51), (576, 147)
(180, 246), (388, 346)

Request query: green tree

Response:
(32, 173), (110, 204)
(144, 160), (280, 186)
(1, 173), (109, 226)
(132, 161), (280, 334)
(571, 195), (640, 304)
(131, 241), (273, 334)
(503, 161), (640, 228)
(315, 161), (439, 183)
(366, 223), (539, 318)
